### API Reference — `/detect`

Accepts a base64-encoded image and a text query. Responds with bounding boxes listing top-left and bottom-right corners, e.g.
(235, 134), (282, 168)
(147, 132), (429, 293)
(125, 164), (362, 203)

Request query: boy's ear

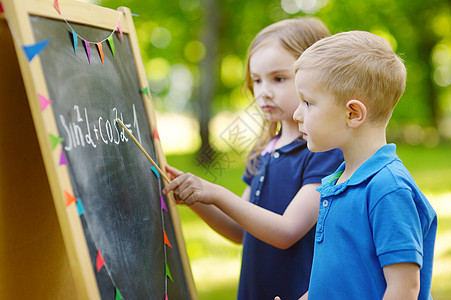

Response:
(345, 99), (367, 128)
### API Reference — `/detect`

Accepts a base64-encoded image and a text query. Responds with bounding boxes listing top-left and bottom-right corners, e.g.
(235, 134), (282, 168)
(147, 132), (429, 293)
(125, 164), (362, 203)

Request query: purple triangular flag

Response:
(83, 40), (91, 64)
(22, 40), (50, 62)
(160, 195), (168, 211)
(59, 150), (68, 165)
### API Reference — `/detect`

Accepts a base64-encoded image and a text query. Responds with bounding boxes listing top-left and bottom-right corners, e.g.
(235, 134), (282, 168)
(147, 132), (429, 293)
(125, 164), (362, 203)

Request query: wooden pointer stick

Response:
(116, 118), (170, 183)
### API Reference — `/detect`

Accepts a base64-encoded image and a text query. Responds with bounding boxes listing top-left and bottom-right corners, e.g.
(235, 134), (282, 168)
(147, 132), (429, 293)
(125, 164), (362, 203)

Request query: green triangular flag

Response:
(115, 287), (122, 300)
(49, 134), (64, 149)
(165, 262), (174, 282)
(141, 87), (149, 98)
(107, 35), (115, 58)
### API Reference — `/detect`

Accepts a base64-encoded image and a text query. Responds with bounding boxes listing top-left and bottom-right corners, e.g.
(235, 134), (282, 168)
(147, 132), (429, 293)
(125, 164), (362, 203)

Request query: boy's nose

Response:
(293, 103), (304, 123)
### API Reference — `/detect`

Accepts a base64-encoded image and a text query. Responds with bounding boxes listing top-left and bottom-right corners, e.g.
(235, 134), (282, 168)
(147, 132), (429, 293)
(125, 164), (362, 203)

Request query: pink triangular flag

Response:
(96, 42), (104, 65)
(83, 40), (91, 64)
(165, 294), (168, 300)
(116, 21), (123, 41)
(59, 150), (67, 165)
(153, 127), (160, 141)
(38, 94), (52, 111)
(160, 195), (168, 211)
(96, 250), (105, 272)
(53, 0), (61, 14)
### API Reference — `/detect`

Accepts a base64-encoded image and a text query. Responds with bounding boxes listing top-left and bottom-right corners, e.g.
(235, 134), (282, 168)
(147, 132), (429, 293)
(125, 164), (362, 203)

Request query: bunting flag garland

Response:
(96, 250), (105, 272)
(53, 0), (61, 14)
(22, 40), (50, 62)
(83, 40), (91, 64)
(96, 42), (104, 65)
(59, 150), (68, 165)
(107, 35), (115, 58)
(71, 29), (78, 53)
(64, 190), (77, 207)
(38, 93), (52, 111)
(49, 133), (64, 149)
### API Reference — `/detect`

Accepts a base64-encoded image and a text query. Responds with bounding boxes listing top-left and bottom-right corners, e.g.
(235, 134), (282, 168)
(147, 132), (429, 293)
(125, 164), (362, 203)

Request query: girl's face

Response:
(249, 44), (299, 123)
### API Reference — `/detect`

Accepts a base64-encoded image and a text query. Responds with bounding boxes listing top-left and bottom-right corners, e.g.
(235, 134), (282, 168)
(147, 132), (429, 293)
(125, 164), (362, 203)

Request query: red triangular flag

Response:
(0, 2), (4, 13)
(53, 0), (61, 14)
(96, 42), (104, 65)
(38, 94), (52, 111)
(64, 190), (77, 207)
(153, 127), (160, 141)
(163, 230), (172, 248)
(96, 250), (105, 272)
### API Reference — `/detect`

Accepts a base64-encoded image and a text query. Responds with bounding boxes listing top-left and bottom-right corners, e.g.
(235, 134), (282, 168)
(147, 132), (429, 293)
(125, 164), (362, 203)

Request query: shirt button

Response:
(322, 200), (329, 207)
(255, 190), (261, 197)
(259, 176), (264, 182)
(273, 152), (280, 158)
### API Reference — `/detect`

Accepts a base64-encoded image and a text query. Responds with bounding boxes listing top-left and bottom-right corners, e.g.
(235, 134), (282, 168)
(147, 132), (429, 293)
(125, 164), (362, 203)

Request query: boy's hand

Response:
(163, 165), (211, 206)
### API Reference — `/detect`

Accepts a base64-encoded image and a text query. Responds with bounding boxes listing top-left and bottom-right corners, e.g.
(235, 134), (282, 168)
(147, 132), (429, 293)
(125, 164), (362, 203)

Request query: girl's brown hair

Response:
(243, 17), (330, 175)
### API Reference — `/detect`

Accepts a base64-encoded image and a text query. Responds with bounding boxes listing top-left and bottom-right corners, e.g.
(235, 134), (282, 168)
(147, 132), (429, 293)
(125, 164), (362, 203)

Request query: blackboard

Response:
(0, 1), (196, 299)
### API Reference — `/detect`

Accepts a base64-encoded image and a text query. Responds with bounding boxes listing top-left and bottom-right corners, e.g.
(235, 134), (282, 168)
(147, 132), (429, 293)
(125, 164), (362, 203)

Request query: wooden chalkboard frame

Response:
(0, 0), (196, 299)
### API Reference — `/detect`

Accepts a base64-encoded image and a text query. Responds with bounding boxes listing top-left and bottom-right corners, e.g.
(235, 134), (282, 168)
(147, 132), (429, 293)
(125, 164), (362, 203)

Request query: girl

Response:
(163, 17), (343, 299)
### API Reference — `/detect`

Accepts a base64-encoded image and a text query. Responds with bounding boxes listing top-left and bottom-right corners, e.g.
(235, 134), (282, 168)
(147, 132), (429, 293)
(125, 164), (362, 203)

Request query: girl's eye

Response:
(252, 78), (261, 84)
(304, 100), (311, 107)
(275, 76), (286, 82)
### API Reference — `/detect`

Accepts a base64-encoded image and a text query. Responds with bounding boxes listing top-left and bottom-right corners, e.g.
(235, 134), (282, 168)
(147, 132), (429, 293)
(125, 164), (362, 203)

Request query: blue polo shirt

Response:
(309, 144), (437, 300)
(238, 137), (343, 300)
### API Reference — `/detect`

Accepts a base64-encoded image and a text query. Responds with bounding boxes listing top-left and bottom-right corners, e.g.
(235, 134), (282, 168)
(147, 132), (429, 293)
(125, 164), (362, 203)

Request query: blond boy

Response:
(291, 31), (437, 299)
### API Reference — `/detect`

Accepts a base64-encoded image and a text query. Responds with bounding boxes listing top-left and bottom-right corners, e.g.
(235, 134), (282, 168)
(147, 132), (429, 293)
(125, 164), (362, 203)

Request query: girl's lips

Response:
(261, 105), (276, 112)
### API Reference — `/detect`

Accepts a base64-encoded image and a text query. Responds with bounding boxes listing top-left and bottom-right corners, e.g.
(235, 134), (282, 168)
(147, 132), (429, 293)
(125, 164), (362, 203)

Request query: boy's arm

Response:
(382, 263), (420, 300)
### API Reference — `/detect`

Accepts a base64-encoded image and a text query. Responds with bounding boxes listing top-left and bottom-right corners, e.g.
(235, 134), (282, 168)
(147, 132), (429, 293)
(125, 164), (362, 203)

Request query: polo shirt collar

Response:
(277, 136), (307, 154)
(318, 144), (399, 195)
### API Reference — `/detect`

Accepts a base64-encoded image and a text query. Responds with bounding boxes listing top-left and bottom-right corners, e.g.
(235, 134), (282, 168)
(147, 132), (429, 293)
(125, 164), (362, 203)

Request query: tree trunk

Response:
(196, 0), (220, 164)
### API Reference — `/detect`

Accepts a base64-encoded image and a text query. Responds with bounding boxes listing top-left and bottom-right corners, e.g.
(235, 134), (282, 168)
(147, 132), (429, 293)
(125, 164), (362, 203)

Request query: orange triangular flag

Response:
(96, 42), (104, 65)
(64, 190), (77, 207)
(163, 230), (172, 248)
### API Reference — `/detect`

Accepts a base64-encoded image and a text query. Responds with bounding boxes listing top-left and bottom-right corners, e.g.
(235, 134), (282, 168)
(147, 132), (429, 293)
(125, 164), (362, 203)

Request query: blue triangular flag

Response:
(76, 198), (85, 215)
(22, 40), (50, 62)
(150, 166), (160, 178)
(72, 29), (78, 54)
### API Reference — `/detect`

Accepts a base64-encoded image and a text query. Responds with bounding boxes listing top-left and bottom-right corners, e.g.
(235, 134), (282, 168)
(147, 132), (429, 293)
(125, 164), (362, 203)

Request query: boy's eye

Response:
(252, 78), (261, 84)
(304, 100), (311, 107)
(275, 76), (286, 82)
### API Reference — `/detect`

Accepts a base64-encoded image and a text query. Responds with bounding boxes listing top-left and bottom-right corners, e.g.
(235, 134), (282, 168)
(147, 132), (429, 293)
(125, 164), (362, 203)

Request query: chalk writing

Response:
(59, 104), (142, 151)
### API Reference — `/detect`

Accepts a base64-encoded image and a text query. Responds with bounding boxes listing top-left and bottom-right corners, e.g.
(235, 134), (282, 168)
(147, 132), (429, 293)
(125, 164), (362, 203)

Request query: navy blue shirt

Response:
(238, 137), (343, 300)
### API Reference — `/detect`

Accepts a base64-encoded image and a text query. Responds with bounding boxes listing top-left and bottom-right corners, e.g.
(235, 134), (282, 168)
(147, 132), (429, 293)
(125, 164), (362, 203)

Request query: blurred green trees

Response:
(97, 0), (451, 148)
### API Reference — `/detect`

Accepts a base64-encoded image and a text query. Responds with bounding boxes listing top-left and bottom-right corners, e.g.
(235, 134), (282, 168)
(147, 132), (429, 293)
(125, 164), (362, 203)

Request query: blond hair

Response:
(243, 17), (330, 175)
(294, 30), (407, 125)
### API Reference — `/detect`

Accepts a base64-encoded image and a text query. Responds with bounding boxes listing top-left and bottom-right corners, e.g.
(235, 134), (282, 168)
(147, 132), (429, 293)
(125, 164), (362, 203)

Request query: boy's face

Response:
(293, 69), (347, 152)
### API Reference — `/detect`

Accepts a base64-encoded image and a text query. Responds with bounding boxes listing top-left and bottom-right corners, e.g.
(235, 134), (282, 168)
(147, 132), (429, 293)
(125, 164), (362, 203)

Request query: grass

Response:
(167, 143), (451, 299)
